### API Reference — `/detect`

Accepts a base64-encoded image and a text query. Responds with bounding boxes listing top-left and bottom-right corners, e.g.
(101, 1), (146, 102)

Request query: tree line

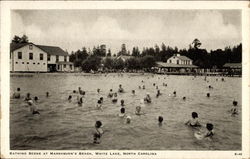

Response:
(11, 35), (242, 72)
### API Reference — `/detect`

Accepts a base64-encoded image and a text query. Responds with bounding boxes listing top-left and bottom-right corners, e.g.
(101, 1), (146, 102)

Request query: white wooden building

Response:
(167, 54), (193, 65)
(10, 42), (74, 72)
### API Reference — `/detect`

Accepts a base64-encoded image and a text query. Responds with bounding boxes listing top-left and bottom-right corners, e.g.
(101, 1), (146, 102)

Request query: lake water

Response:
(10, 73), (241, 150)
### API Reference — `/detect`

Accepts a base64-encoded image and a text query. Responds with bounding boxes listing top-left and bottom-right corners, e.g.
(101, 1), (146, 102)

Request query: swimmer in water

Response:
(112, 93), (118, 103)
(173, 91), (177, 97)
(144, 93), (151, 103)
(204, 123), (214, 137)
(108, 89), (113, 98)
(77, 96), (83, 106)
(46, 92), (49, 97)
(96, 100), (103, 110)
(153, 83), (156, 86)
(142, 85), (145, 89)
(34, 96), (39, 103)
(158, 116), (163, 126)
(13, 88), (21, 99)
(126, 116), (131, 124)
(120, 99), (125, 107)
(93, 121), (104, 144)
(97, 88), (100, 93)
(231, 100), (238, 115)
(100, 97), (104, 104)
(73, 90), (76, 93)
(156, 90), (161, 98)
(208, 85), (213, 89)
(68, 95), (72, 102)
(207, 93), (210, 97)
(139, 86), (141, 89)
(132, 90), (135, 95)
(118, 107), (126, 118)
(118, 84), (124, 93)
(183, 97), (186, 100)
(27, 100), (40, 115)
(156, 86), (158, 89)
(185, 112), (201, 127)
(135, 106), (145, 115)
(24, 93), (32, 102)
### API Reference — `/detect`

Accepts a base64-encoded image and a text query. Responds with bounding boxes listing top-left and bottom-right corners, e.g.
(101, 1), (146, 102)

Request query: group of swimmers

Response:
(12, 76), (238, 144)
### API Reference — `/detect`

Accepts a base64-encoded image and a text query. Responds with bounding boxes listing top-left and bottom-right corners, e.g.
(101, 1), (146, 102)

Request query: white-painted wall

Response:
(48, 55), (69, 64)
(10, 44), (47, 72)
(167, 56), (193, 65)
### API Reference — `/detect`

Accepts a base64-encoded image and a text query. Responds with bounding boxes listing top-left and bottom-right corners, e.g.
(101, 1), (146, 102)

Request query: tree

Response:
(103, 57), (114, 69)
(107, 49), (111, 57)
(192, 38), (202, 49)
(20, 34), (29, 43)
(12, 35), (21, 43)
(81, 55), (101, 72)
(113, 58), (125, 70)
(117, 44), (127, 56)
(140, 56), (156, 69)
(131, 47), (140, 57)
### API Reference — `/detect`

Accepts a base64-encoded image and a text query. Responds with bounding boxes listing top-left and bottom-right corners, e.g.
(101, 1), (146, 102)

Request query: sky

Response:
(11, 10), (241, 54)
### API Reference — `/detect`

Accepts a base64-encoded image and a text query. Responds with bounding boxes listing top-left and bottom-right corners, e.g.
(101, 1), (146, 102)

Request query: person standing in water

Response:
(27, 100), (40, 115)
(185, 112), (201, 127)
(93, 121), (104, 144)
(13, 88), (21, 99)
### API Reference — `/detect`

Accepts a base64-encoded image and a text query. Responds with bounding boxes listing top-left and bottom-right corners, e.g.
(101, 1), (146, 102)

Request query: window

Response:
(38, 63), (40, 65)
(47, 55), (51, 61)
(56, 55), (59, 62)
(40, 53), (43, 60)
(70, 65), (72, 70)
(16, 62), (18, 64)
(33, 62), (35, 64)
(57, 65), (60, 70)
(177, 60), (179, 65)
(22, 62), (24, 64)
(27, 62), (29, 64)
(169, 60), (172, 63)
(43, 63), (46, 65)
(64, 56), (67, 62)
(64, 64), (66, 68)
(18, 52), (22, 59)
(29, 45), (33, 50)
(29, 53), (33, 60)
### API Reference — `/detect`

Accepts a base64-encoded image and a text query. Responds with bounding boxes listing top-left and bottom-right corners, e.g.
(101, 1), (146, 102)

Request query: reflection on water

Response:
(10, 73), (241, 150)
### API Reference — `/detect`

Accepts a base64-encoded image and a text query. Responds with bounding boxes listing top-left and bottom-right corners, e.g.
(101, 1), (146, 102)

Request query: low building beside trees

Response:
(10, 42), (74, 72)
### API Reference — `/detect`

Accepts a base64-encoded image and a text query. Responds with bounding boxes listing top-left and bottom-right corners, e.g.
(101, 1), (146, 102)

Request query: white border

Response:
(1, 1), (249, 159)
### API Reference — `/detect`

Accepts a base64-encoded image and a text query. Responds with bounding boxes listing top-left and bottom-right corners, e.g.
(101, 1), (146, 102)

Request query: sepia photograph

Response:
(1, 1), (249, 159)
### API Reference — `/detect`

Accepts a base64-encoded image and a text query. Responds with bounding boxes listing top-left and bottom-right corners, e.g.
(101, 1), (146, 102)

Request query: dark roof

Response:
(36, 45), (68, 56)
(10, 42), (30, 52)
(223, 63), (242, 68)
(176, 56), (192, 61)
(156, 62), (198, 68)
(10, 42), (68, 56)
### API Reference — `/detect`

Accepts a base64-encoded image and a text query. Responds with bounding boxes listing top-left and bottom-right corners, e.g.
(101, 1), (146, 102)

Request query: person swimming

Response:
(13, 88), (21, 99)
(120, 99), (125, 107)
(77, 96), (83, 106)
(158, 116), (163, 126)
(97, 88), (100, 93)
(100, 97), (104, 104)
(208, 85), (213, 89)
(156, 86), (158, 90)
(185, 112), (201, 127)
(118, 84), (124, 93)
(96, 100), (103, 110)
(68, 95), (72, 102)
(112, 93), (118, 103)
(183, 97), (186, 100)
(24, 93), (32, 101)
(138, 86), (141, 89)
(108, 89), (113, 98)
(153, 83), (156, 86)
(126, 116), (131, 124)
(142, 85), (145, 89)
(132, 90), (135, 95)
(34, 96), (39, 103)
(27, 100), (40, 115)
(119, 107), (126, 118)
(156, 90), (161, 98)
(144, 93), (151, 103)
(78, 87), (85, 95)
(93, 121), (104, 144)
(135, 106), (145, 115)
(204, 123), (214, 137)
(73, 90), (77, 93)
(206, 93), (210, 97)
(231, 100), (238, 115)
(173, 91), (177, 97)
(46, 92), (49, 97)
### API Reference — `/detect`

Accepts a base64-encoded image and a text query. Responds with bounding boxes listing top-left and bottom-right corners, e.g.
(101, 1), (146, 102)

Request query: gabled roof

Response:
(169, 55), (192, 61)
(116, 55), (132, 60)
(10, 42), (68, 56)
(36, 45), (68, 56)
(223, 63), (241, 68)
(10, 42), (30, 52)
(156, 62), (198, 68)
